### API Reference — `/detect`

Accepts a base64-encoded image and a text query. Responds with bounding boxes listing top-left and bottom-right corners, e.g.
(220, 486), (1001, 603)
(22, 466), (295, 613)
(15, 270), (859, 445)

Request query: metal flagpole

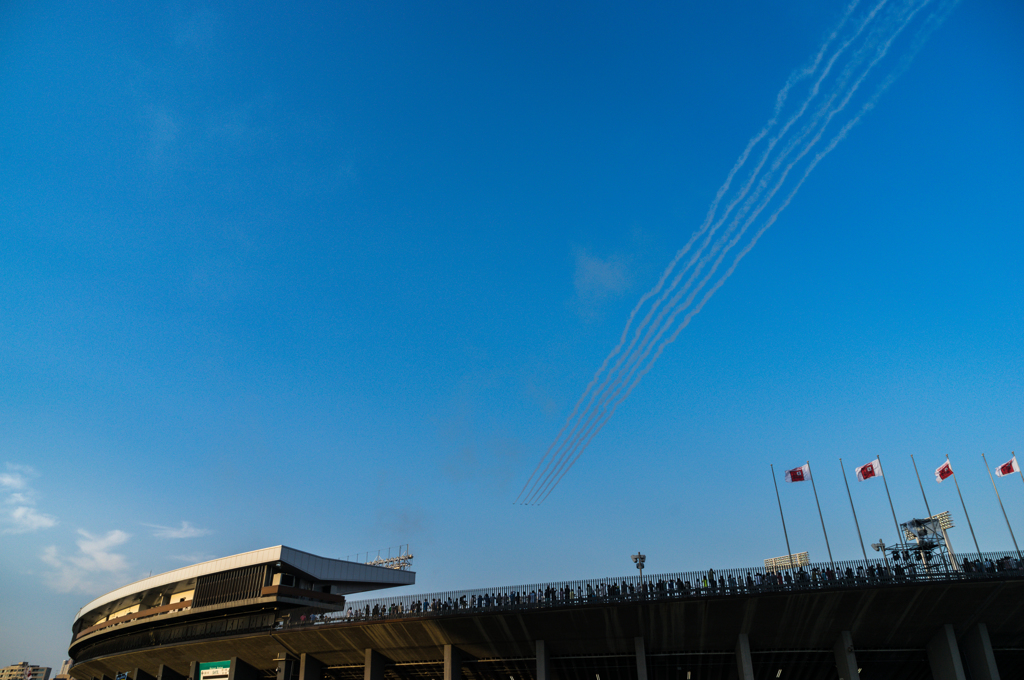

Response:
(910, 454), (933, 517)
(807, 461), (834, 565)
(840, 457), (868, 564)
(770, 464), (795, 572)
(982, 452), (1022, 560)
(946, 454), (982, 558)
(913, 454), (962, 572)
(877, 455), (904, 545)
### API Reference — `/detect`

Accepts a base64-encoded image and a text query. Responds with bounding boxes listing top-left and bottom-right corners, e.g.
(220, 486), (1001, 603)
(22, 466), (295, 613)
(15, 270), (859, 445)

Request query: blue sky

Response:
(1, 0), (1022, 666)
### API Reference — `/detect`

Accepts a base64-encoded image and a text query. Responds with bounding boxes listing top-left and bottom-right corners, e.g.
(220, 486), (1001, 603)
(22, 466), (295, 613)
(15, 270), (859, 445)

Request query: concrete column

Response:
(535, 640), (551, 680)
(444, 645), (473, 680)
(188, 662), (199, 680)
(275, 655), (297, 680)
(298, 655), (323, 680)
(634, 637), (648, 680)
(962, 623), (1001, 680)
(833, 631), (858, 680)
(131, 670), (156, 680)
(927, 624), (967, 680)
(156, 666), (185, 680)
(735, 633), (754, 680)
(228, 659), (257, 680)
(364, 650), (389, 680)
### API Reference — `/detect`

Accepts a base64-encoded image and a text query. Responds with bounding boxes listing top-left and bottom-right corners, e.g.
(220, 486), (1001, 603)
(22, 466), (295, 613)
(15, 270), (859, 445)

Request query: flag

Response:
(855, 459), (882, 481)
(785, 463), (810, 483)
(935, 461), (953, 482)
(995, 456), (1019, 477)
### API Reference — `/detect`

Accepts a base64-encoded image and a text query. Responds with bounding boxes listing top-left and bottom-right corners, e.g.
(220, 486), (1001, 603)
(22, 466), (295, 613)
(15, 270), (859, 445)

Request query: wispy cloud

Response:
(42, 529), (131, 593)
(1, 463), (57, 534)
(8, 507), (57, 533)
(571, 250), (631, 319)
(145, 521), (210, 539)
(0, 472), (27, 490)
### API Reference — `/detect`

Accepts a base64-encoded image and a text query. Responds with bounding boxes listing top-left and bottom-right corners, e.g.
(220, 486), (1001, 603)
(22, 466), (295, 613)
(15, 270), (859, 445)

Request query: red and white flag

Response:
(785, 463), (810, 483)
(935, 461), (954, 482)
(995, 456), (1019, 477)
(855, 459), (882, 481)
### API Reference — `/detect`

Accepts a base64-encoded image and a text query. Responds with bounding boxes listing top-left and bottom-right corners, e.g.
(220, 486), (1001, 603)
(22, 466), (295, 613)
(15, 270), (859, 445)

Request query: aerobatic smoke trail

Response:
(514, 2), (864, 506)
(519, 0), (958, 505)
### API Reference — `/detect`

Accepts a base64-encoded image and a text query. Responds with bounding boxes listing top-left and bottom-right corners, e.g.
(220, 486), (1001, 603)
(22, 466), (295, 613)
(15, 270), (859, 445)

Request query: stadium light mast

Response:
(631, 552), (646, 582)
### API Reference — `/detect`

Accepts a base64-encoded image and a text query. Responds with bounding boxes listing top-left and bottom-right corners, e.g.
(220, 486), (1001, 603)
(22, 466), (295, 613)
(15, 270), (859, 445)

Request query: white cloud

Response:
(0, 472), (26, 490)
(71, 530), (131, 571)
(574, 251), (630, 299)
(4, 506), (57, 534)
(42, 529), (131, 593)
(572, 250), (631, 319)
(0, 462), (55, 533)
(146, 521), (210, 539)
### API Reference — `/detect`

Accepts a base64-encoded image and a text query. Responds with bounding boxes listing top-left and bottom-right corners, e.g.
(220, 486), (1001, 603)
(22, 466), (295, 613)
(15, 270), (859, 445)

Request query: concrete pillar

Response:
(275, 655), (297, 680)
(228, 659), (257, 680)
(735, 633), (754, 680)
(833, 631), (858, 680)
(927, 624), (967, 680)
(298, 655), (323, 680)
(535, 640), (551, 680)
(188, 662), (199, 680)
(156, 666), (185, 680)
(962, 623), (1001, 680)
(444, 645), (472, 680)
(364, 650), (388, 680)
(634, 637), (648, 680)
(131, 671), (156, 680)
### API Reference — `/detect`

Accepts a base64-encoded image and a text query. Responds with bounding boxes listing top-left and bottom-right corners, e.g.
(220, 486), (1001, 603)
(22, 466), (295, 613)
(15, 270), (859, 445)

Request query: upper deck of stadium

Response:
(68, 547), (1022, 680)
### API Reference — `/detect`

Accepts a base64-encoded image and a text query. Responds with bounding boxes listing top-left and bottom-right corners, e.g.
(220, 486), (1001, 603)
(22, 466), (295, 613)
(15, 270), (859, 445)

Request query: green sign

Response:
(199, 662), (231, 679)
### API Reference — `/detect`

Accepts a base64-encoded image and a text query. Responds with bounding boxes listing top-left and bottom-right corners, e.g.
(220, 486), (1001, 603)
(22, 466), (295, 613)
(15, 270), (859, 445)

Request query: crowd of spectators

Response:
(279, 553), (1024, 628)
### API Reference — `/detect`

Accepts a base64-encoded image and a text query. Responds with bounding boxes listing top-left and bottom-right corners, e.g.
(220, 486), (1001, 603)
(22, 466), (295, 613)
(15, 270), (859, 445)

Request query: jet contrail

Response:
(514, 2), (865, 506)
(519, 0), (958, 505)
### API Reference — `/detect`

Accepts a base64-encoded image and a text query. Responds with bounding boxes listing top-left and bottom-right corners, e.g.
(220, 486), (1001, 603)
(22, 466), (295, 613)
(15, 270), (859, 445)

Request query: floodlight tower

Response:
(631, 551), (646, 582)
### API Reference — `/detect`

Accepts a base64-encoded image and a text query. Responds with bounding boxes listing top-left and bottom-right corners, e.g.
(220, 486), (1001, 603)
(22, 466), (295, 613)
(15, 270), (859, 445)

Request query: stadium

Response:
(65, 544), (1023, 680)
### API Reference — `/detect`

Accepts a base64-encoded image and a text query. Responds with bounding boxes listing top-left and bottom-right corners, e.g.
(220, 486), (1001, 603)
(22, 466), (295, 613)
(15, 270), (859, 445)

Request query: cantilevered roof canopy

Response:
(74, 545), (414, 623)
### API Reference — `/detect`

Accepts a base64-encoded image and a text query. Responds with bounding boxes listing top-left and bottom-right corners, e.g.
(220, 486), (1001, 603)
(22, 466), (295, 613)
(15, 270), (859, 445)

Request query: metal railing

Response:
(276, 550), (1024, 630)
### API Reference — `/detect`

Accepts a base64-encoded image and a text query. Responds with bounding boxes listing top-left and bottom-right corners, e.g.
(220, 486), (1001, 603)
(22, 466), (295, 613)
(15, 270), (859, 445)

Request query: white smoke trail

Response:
(530, 0), (955, 505)
(517, 1), (873, 505)
(523, 0), (902, 505)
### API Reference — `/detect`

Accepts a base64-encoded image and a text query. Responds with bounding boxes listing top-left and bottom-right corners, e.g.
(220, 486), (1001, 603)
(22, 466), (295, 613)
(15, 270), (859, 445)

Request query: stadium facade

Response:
(68, 546), (1023, 680)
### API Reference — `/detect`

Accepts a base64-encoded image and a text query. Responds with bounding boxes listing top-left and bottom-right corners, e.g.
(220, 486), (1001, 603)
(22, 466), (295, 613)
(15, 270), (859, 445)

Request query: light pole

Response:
(626, 553), (643, 593)
(626, 553), (643, 577)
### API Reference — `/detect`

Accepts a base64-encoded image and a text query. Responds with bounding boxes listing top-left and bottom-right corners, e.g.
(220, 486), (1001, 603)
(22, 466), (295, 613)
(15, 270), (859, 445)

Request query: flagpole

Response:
(877, 455), (904, 545)
(913, 454), (958, 569)
(807, 461), (834, 566)
(770, 464), (795, 572)
(982, 453), (1022, 561)
(840, 458), (868, 564)
(910, 454), (933, 517)
(947, 454), (982, 558)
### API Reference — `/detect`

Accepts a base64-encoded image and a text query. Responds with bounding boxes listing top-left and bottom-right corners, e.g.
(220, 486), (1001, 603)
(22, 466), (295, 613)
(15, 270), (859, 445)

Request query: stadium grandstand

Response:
(67, 545), (1023, 680)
